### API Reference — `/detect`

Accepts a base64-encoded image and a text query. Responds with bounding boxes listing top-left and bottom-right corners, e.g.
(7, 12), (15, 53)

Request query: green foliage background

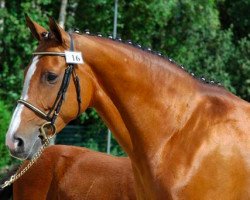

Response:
(0, 0), (249, 168)
(0, 101), (11, 167)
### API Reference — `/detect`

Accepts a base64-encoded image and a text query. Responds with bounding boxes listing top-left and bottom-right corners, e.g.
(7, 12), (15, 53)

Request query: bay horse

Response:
(0, 145), (136, 200)
(5, 15), (250, 199)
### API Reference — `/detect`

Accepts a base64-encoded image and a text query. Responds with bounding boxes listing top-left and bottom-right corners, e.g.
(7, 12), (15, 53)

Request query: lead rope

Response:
(0, 122), (56, 189)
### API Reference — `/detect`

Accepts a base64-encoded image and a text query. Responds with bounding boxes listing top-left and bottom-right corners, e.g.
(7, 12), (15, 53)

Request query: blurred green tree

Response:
(0, 100), (11, 167)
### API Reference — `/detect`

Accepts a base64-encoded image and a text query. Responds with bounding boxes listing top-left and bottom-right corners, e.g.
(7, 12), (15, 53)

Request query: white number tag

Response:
(65, 51), (84, 64)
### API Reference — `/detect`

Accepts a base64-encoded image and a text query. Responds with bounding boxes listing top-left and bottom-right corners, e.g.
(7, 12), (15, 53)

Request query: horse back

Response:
(13, 145), (136, 200)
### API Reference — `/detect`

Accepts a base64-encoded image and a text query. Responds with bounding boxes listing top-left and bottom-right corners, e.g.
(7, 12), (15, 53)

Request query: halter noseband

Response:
(17, 33), (82, 141)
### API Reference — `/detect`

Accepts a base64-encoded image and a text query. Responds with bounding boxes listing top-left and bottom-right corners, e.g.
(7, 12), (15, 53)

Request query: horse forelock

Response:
(36, 38), (69, 52)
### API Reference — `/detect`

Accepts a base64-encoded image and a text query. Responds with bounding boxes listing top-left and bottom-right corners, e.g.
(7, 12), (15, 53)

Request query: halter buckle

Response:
(39, 122), (57, 142)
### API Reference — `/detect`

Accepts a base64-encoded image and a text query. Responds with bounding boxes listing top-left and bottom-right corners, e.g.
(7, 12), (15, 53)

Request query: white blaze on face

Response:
(6, 56), (39, 147)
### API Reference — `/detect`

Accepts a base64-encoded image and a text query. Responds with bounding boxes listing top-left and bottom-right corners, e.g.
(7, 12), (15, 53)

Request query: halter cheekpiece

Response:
(17, 33), (82, 141)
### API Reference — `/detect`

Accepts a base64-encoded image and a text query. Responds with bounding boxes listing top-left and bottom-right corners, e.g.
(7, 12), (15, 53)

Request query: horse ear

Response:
(49, 17), (67, 44)
(25, 14), (48, 41)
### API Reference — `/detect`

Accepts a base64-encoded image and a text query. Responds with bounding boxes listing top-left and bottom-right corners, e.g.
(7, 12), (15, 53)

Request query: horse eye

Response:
(46, 72), (58, 83)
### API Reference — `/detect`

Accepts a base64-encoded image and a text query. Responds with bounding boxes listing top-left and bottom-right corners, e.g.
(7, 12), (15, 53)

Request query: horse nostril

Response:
(14, 136), (25, 150)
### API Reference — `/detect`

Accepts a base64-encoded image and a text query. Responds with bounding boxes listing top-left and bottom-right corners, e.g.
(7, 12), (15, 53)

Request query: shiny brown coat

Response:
(13, 145), (136, 200)
(6, 16), (250, 199)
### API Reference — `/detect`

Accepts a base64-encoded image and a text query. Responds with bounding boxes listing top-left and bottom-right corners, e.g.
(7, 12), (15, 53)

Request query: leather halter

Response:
(17, 33), (82, 140)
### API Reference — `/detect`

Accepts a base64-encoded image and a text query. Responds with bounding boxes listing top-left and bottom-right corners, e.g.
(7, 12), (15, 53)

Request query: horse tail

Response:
(0, 165), (19, 200)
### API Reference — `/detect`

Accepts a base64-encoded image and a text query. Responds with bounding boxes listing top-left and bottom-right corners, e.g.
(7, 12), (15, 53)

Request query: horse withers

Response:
(1, 145), (136, 200)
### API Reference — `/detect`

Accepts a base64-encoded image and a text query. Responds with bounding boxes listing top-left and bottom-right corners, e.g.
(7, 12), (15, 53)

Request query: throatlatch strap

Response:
(70, 33), (82, 116)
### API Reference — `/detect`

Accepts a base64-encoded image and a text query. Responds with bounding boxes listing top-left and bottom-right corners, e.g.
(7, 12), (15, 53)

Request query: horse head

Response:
(5, 16), (94, 160)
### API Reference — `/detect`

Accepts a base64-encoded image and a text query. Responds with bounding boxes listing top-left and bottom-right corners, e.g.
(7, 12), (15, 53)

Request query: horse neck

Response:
(77, 35), (198, 157)
(92, 84), (133, 156)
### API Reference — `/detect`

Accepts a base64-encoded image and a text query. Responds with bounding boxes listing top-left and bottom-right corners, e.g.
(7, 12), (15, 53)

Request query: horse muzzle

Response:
(6, 132), (42, 160)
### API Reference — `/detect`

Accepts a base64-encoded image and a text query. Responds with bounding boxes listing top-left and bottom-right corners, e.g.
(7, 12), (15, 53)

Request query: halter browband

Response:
(17, 33), (82, 140)
(32, 52), (66, 56)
